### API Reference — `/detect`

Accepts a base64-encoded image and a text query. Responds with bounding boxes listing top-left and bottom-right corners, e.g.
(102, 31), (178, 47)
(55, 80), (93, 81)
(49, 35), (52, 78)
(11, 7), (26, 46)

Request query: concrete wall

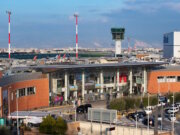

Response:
(79, 121), (163, 135)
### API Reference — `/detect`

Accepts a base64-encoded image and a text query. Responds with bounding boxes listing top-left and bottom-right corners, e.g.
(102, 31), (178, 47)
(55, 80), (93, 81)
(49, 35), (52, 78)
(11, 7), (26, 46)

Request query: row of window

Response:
(157, 76), (180, 83)
(18, 87), (36, 98)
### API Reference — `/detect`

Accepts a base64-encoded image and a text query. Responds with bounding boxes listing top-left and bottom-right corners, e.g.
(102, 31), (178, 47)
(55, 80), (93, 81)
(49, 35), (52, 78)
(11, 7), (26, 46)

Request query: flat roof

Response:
(13, 62), (167, 73)
(0, 72), (44, 87)
(152, 65), (180, 72)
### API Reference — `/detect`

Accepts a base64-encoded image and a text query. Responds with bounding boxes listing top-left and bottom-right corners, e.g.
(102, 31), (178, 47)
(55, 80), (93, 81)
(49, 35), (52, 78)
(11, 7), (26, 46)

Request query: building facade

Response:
(163, 31), (180, 58)
(0, 73), (49, 117)
(148, 66), (180, 94)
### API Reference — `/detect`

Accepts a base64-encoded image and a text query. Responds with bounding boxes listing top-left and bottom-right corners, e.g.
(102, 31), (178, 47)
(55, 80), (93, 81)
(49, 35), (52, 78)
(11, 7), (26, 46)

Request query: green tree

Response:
(124, 98), (135, 110)
(109, 98), (126, 111)
(39, 115), (68, 135)
(54, 117), (68, 135)
(150, 96), (158, 106)
(0, 126), (11, 135)
(142, 96), (148, 107)
(39, 115), (56, 134)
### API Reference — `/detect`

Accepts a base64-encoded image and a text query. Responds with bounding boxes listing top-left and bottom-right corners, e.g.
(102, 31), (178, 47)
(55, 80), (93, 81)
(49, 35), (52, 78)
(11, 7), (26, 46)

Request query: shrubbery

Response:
(39, 115), (68, 135)
(0, 126), (11, 135)
(110, 95), (158, 111)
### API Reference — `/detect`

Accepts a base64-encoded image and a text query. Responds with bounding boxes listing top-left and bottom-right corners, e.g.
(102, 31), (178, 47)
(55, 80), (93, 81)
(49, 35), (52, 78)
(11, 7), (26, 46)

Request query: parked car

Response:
(168, 113), (176, 122)
(144, 106), (153, 114)
(153, 114), (162, 121)
(84, 104), (92, 113)
(24, 117), (43, 127)
(175, 102), (180, 108)
(127, 111), (146, 121)
(143, 117), (154, 127)
(158, 96), (167, 106)
(76, 104), (92, 113)
(167, 106), (179, 114)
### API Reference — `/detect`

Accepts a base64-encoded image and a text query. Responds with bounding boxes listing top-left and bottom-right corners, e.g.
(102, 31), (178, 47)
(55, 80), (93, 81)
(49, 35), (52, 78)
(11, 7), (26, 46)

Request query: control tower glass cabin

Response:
(111, 28), (125, 57)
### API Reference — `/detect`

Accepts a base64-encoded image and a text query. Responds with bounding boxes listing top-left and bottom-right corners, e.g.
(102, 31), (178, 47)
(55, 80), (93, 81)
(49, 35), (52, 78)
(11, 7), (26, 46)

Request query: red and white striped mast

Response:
(74, 13), (79, 59)
(6, 11), (11, 59)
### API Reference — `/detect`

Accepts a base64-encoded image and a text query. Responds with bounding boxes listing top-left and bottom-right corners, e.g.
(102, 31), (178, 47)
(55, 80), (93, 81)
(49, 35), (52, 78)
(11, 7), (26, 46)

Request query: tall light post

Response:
(147, 92), (150, 135)
(6, 11), (11, 59)
(8, 86), (12, 117)
(172, 92), (175, 135)
(16, 91), (19, 135)
(74, 13), (79, 59)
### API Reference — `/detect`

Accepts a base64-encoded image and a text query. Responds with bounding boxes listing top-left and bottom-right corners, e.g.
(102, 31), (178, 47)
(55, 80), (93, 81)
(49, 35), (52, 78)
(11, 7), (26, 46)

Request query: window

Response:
(18, 88), (26, 97)
(177, 76), (180, 82)
(167, 76), (176, 82)
(157, 76), (165, 83)
(27, 87), (35, 95)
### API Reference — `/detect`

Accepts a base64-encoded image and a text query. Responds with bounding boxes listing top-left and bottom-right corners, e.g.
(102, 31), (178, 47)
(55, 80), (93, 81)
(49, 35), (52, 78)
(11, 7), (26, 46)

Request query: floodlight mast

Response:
(6, 11), (11, 59)
(74, 13), (79, 59)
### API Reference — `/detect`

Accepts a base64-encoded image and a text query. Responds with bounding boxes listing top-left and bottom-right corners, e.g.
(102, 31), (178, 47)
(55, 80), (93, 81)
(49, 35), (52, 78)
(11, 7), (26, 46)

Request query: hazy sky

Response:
(0, 0), (180, 49)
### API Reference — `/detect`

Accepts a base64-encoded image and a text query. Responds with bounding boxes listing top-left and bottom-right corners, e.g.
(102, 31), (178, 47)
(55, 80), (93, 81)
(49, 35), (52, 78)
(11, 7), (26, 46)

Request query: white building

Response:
(163, 31), (180, 58)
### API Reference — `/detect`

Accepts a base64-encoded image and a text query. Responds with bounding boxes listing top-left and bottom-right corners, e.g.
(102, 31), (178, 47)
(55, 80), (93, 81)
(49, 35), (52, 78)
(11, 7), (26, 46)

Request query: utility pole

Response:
(147, 92), (150, 135)
(172, 92), (175, 135)
(74, 13), (79, 59)
(6, 11), (11, 59)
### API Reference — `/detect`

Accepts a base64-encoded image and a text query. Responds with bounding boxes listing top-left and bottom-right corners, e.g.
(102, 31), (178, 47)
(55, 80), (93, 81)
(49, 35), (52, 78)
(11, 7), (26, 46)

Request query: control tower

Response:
(111, 28), (125, 57)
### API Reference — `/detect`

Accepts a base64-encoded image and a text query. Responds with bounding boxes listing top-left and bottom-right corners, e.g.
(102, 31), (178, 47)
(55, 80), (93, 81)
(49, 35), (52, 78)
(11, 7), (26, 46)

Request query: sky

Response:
(0, 0), (180, 49)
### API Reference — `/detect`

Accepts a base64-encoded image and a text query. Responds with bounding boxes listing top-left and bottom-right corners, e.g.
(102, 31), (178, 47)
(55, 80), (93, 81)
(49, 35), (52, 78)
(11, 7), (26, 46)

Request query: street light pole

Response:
(147, 92), (149, 135)
(172, 92), (175, 135)
(8, 87), (11, 117)
(16, 91), (19, 135)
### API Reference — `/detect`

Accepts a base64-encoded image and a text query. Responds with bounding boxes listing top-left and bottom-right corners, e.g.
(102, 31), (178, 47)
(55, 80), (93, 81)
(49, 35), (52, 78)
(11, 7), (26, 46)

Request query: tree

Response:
(39, 115), (56, 134)
(54, 117), (68, 135)
(109, 98), (126, 111)
(0, 126), (11, 135)
(39, 115), (68, 135)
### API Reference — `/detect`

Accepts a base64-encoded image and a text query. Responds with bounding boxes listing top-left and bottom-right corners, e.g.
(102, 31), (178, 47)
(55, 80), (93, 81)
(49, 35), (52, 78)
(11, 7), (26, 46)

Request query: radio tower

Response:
(74, 13), (79, 59)
(6, 11), (11, 59)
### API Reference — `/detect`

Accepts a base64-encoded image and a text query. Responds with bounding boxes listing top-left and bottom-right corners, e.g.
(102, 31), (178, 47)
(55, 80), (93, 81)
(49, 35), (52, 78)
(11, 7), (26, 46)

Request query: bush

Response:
(54, 117), (68, 135)
(142, 96), (148, 107)
(175, 93), (180, 102)
(0, 126), (11, 135)
(124, 98), (135, 110)
(134, 97), (141, 108)
(39, 115), (68, 135)
(109, 98), (125, 111)
(150, 96), (158, 106)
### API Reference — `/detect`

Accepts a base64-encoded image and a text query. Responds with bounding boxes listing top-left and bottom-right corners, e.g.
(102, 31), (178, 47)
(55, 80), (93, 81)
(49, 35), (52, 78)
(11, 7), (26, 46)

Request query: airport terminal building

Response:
(0, 62), (171, 116)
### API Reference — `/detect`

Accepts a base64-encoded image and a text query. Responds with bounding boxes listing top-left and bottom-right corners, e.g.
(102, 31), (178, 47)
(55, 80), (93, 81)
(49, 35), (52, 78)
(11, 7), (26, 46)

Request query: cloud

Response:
(134, 39), (151, 48)
(94, 42), (102, 48)
(101, 17), (109, 23)
(164, 2), (180, 13)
